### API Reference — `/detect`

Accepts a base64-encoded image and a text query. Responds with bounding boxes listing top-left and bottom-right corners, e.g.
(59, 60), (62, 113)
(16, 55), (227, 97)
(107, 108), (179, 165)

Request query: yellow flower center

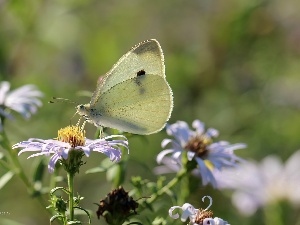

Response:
(57, 125), (85, 148)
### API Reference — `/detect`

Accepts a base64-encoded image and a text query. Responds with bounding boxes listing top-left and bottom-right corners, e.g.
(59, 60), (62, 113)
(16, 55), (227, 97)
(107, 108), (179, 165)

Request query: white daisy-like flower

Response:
(156, 120), (246, 188)
(13, 126), (128, 173)
(0, 81), (43, 130)
(215, 150), (300, 216)
(169, 197), (230, 225)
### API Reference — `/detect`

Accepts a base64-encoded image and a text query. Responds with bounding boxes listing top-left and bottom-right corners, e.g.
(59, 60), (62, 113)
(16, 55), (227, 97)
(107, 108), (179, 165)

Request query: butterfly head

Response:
(76, 104), (91, 117)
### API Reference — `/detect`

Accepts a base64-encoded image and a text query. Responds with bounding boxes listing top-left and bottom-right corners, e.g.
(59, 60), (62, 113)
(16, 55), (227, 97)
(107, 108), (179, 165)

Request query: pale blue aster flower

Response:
(156, 120), (246, 188)
(0, 81), (43, 130)
(13, 126), (128, 173)
(215, 150), (300, 216)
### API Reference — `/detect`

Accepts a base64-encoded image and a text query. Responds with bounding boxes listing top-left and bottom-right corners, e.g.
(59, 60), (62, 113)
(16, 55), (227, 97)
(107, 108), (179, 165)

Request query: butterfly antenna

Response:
(67, 111), (77, 126)
(49, 97), (78, 105)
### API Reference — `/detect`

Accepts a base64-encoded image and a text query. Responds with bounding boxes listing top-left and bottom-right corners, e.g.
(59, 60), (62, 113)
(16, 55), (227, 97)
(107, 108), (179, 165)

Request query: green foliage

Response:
(1, 0), (300, 224)
(0, 171), (14, 190)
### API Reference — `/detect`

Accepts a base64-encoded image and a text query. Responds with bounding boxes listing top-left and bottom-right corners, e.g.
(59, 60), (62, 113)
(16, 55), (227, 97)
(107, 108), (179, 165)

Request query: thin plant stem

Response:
(0, 130), (49, 210)
(0, 157), (11, 170)
(178, 172), (190, 205)
(67, 172), (75, 222)
(264, 202), (283, 225)
(146, 152), (192, 206)
(146, 167), (187, 205)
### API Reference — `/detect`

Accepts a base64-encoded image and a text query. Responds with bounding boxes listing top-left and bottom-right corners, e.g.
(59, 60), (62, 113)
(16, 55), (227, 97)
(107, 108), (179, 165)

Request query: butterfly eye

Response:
(79, 105), (84, 110)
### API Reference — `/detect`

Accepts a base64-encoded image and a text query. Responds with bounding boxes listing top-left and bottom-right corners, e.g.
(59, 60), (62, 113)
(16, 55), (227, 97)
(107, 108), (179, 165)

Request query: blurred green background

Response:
(1, 0), (300, 224)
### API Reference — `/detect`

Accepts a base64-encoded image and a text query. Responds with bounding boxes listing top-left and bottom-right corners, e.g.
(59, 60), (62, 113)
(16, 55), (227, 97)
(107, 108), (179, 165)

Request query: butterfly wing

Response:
(91, 74), (173, 134)
(91, 39), (166, 106)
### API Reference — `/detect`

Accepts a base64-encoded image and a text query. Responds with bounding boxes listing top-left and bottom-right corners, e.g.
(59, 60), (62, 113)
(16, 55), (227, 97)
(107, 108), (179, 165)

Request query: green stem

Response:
(50, 167), (60, 190)
(0, 157), (11, 171)
(146, 167), (187, 205)
(67, 172), (75, 222)
(145, 152), (193, 206)
(178, 172), (190, 205)
(0, 131), (49, 209)
(264, 202), (283, 225)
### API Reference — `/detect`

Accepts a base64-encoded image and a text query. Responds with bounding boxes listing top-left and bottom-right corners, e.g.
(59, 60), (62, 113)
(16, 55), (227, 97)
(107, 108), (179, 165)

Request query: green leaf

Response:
(0, 171), (14, 189)
(67, 221), (82, 224)
(0, 218), (24, 225)
(85, 166), (107, 173)
(50, 186), (69, 196)
(0, 152), (4, 159)
(74, 206), (91, 224)
(50, 214), (64, 223)
(85, 158), (113, 174)
(151, 217), (167, 225)
(32, 158), (45, 183)
(126, 222), (143, 225)
(106, 162), (125, 187)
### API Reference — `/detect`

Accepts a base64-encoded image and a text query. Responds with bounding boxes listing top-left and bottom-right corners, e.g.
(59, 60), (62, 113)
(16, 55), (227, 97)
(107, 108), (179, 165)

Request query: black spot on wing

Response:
(134, 70), (146, 94)
(137, 70), (146, 76)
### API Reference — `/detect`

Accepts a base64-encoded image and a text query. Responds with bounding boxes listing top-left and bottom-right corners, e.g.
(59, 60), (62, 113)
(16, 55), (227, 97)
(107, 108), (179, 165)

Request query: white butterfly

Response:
(76, 39), (173, 135)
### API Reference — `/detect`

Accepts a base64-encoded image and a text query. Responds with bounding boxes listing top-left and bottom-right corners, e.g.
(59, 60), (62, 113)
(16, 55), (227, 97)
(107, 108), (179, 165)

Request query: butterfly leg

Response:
(80, 120), (87, 131)
(76, 117), (82, 127)
(98, 127), (103, 138)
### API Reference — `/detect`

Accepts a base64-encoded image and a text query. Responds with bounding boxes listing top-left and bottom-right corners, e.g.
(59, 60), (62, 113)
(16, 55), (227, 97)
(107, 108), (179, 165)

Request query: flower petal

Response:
(166, 121), (191, 145)
(0, 81), (10, 104)
(156, 149), (175, 164)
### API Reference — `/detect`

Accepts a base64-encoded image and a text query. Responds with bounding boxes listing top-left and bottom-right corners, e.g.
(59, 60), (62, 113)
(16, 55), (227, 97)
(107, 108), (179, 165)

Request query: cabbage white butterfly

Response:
(76, 39), (173, 135)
